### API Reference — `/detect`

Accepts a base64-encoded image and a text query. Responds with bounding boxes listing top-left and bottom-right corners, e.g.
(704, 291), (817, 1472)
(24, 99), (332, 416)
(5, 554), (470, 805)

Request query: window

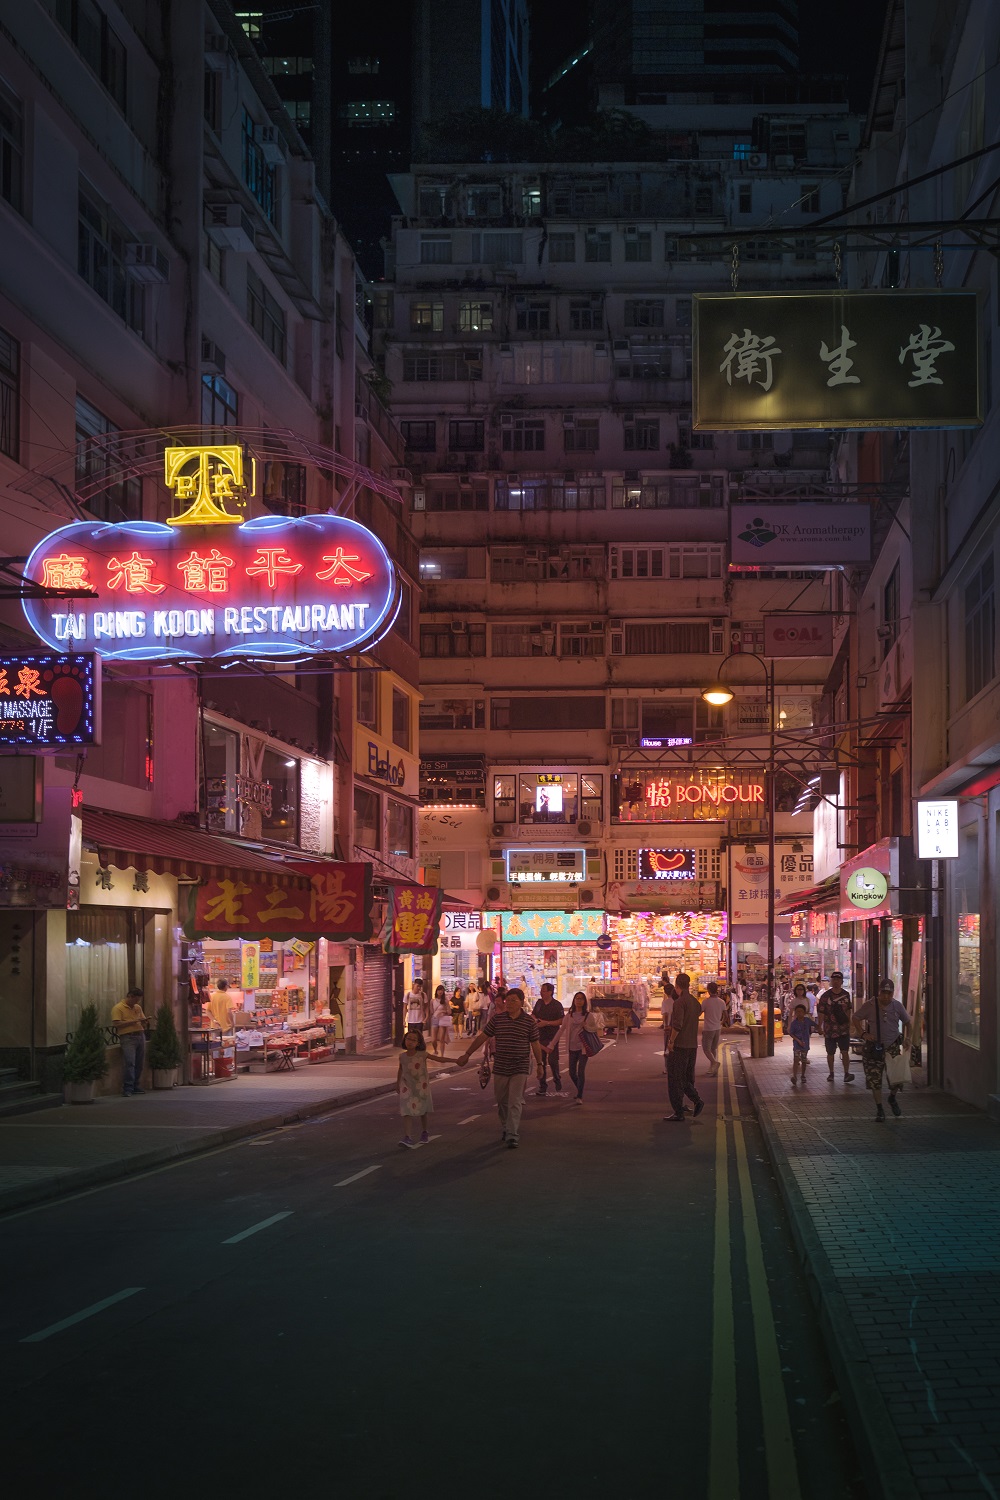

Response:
(515, 298), (550, 333)
(0, 79), (24, 214)
(517, 773), (579, 825)
(0, 328), (19, 461)
(262, 459), (306, 515)
(353, 785), (381, 851)
(343, 99), (395, 126)
(611, 698), (639, 730)
(492, 624), (554, 658)
(623, 416), (660, 451)
(419, 233), (452, 265)
(387, 799), (413, 857)
(491, 548), (601, 583)
(56, 0), (127, 111)
(357, 669), (379, 730)
(420, 483), (488, 512)
(402, 351), (482, 381)
(395, 579), (412, 645)
(410, 300), (443, 332)
(675, 298), (692, 330)
(420, 623), (486, 657)
(372, 290), (393, 328)
(419, 548), (485, 581)
(965, 555), (995, 701)
(419, 698), (485, 731)
(259, 749), (299, 843)
(624, 228), (652, 262)
(418, 184), (448, 216)
(548, 232), (576, 263)
(465, 183), (502, 218)
(564, 419), (599, 453)
(559, 622), (603, 657)
(204, 66), (221, 133)
(392, 688), (411, 750)
(247, 268), (286, 363)
(448, 419), (484, 452)
(738, 183), (752, 213)
(242, 112), (279, 227)
(624, 299), (665, 329)
(494, 477), (604, 511)
(642, 699), (693, 740)
(65, 909), (143, 1034)
(75, 396), (141, 521)
(202, 720), (239, 832)
(78, 187), (145, 335)
(501, 416), (545, 452)
(951, 826), (981, 1047)
(584, 229), (611, 262)
(203, 233), (225, 286)
(569, 298), (602, 332)
(800, 183), (820, 214)
(625, 622), (711, 653)
(481, 231), (522, 265)
(522, 185), (542, 216)
(60, 677), (150, 787)
(401, 420), (436, 452)
(615, 350), (671, 379)
(201, 373), (239, 427)
(613, 477), (725, 509)
(882, 562), (900, 658)
(491, 698), (605, 731)
(493, 773), (516, 823)
(459, 301), (493, 332)
(738, 432), (774, 450)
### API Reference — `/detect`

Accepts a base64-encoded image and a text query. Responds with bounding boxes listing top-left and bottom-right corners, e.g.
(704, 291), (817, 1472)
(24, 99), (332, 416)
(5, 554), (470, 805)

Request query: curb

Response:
(739, 1053), (920, 1500)
(0, 1065), (458, 1218)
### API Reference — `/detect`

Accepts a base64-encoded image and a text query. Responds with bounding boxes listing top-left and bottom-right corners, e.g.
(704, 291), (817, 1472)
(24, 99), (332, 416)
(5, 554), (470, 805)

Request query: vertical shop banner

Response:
(192, 862), (372, 939)
(694, 291), (981, 429)
(240, 941), (260, 990)
(383, 883), (443, 954)
(730, 845), (815, 923)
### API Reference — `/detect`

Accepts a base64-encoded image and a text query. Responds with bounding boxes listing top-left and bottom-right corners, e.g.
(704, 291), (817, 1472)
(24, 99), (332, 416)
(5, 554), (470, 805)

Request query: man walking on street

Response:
(701, 981), (729, 1075)
(817, 971), (856, 1083)
(111, 987), (148, 1097)
(457, 989), (544, 1148)
(532, 983), (564, 1095)
(664, 973), (704, 1122)
(404, 977), (429, 1035)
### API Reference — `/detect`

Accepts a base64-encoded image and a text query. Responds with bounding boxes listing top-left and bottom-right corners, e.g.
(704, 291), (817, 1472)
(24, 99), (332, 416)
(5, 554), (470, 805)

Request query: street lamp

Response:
(701, 651), (777, 1057)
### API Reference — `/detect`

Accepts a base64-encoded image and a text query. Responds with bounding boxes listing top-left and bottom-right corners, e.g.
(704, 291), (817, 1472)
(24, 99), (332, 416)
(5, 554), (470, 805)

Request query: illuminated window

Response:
(343, 99), (395, 126)
(410, 301), (443, 332)
(459, 301), (493, 332)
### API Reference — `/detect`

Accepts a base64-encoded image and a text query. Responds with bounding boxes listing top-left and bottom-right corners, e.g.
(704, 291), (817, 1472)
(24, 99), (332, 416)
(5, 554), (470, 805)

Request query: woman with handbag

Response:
(852, 979), (913, 1122)
(547, 991), (602, 1105)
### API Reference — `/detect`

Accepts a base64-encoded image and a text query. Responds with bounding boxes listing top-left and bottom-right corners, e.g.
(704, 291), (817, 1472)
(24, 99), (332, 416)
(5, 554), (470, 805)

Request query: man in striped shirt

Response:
(458, 988), (544, 1149)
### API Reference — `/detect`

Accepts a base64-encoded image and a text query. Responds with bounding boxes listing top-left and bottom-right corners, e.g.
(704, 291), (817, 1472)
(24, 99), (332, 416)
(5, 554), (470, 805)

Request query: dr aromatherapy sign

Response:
(694, 291), (981, 430)
(730, 503), (871, 568)
(22, 446), (398, 663)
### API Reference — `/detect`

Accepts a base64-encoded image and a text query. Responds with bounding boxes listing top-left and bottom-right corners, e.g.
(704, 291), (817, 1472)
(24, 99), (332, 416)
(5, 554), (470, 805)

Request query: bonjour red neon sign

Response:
(644, 779), (764, 810)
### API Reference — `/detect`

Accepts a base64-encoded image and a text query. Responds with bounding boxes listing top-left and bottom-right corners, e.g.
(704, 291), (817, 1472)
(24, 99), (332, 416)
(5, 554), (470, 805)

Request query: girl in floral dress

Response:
(397, 1027), (433, 1148)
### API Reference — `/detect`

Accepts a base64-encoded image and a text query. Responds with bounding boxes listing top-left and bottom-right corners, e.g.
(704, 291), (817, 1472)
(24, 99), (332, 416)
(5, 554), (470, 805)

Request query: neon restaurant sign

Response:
(22, 445), (398, 662)
(619, 772), (765, 823)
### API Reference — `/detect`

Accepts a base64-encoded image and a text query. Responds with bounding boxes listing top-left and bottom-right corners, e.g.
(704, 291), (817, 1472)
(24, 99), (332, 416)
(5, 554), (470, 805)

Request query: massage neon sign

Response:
(22, 447), (398, 662)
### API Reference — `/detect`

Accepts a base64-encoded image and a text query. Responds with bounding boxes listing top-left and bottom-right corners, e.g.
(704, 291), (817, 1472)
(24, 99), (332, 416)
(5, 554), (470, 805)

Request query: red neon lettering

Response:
(316, 548), (373, 586)
(178, 548), (235, 593)
(41, 554), (90, 590)
(107, 552), (165, 595)
(245, 548), (303, 590)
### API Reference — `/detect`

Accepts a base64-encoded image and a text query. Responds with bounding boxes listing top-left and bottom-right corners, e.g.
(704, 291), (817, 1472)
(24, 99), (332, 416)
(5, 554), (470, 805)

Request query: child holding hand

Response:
(397, 1027), (433, 1147)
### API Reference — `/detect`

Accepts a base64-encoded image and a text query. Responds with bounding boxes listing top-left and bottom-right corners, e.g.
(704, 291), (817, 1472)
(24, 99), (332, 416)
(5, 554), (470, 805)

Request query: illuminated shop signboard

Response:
(505, 848), (586, 883)
(22, 446), (398, 662)
(0, 653), (101, 748)
(500, 910), (605, 941)
(638, 849), (697, 881)
(618, 773), (765, 823)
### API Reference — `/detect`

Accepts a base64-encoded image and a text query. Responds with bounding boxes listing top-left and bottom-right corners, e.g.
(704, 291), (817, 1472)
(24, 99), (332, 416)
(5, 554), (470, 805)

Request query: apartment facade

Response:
(378, 131), (860, 998)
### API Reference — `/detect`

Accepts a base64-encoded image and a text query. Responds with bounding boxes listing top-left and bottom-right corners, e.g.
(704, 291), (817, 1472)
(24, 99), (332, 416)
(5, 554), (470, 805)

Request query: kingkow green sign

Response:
(845, 868), (889, 911)
(694, 290), (981, 430)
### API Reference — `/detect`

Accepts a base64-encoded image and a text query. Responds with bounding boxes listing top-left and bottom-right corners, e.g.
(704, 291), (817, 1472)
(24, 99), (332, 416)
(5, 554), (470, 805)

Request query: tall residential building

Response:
(0, 0), (418, 1087)
(377, 110), (859, 1000)
(413, 0), (529, 131)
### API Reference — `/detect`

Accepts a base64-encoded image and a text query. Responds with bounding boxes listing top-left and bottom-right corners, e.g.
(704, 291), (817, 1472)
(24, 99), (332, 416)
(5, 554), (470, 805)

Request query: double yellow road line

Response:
(709, 1046), (801, 1500)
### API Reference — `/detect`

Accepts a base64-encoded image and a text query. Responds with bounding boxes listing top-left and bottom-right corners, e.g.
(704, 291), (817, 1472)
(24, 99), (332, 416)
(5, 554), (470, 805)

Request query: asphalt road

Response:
(2, 1032), (867, 1500)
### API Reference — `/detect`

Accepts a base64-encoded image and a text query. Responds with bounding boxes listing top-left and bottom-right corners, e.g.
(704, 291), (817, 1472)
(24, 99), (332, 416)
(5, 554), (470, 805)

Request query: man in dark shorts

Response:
(532, 983), (564, 1095)
(816, 971), (855, 1082)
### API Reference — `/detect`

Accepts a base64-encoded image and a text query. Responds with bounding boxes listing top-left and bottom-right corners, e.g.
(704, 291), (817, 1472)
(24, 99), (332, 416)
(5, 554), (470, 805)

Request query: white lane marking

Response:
(457, 1115), (480, 1124)
(223, 1211), (293, 1244)
(20, 1287), (144, 1344)
(448, 1087), (471, 1092)
(333, 1165), (382, 1188)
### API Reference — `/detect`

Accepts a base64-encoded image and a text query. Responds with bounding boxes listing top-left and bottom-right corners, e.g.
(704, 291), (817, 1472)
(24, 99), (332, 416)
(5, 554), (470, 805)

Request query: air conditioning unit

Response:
(748, 152), (768, 169)
(499, 343), (512, 354)
(579, 889), (595, 905)
(126, 243), (169, 284)
(206, 203), (256, 253)
(201, 337), (226, 374)
(594, 341), (608, 354)
(260, 125), (286, 165)
(205, 34), (235, 69)
(610, 731), (630, 746)
(450, 619), (468, 633)
(773, 154), (795, 170)
(577, 821), (593, 837)
(500, 412), (513, 426)
(486, 885), (503, 901)
(391, 466), (412, 485)
(613, 339), (629, 354)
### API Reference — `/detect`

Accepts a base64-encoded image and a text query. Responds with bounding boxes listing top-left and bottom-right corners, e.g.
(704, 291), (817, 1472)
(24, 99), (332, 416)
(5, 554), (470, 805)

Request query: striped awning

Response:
(82, 809), (306, 886)
(775, 873), (840, 916)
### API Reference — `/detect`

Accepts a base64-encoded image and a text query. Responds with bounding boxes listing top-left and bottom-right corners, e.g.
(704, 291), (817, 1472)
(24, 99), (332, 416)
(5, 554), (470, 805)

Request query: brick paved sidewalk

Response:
(740, 1037), (1000, 1500)
(0, 1049), (461, 1215)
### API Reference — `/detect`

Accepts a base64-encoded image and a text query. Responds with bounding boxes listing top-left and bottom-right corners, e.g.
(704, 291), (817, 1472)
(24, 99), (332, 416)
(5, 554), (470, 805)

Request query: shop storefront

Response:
(729, 840), (817, 988)
(839, 837), (927, 1010)
(609, 910), (728, 991)
(491, 909), (608, 1001)
(437, 909), (483, 993)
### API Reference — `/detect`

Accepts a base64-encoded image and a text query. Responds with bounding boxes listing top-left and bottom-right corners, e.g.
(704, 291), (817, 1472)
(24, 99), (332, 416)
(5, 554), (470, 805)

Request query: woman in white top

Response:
(547, 991), (600, 1105)
(429, 985), (454, 1057)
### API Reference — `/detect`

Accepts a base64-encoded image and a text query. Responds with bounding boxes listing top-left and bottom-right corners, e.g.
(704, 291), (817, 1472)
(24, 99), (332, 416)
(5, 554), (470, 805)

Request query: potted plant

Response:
(63, 1003), (109, 1103)
(148, 1001), (182, 1089)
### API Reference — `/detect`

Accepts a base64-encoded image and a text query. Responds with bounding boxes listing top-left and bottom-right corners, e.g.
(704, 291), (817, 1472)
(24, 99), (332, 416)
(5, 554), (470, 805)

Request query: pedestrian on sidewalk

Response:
(661, 974), (678, 1073)
(457, 988), (544, 1148)
(467, 982), (483, 1033)
(397, 1027), (433, 1147)
(664, 973), (705, 1123)
(701, 981), (729, 1075)
(548, 991), (600, 1104)
(430, 985), (454, 1057)
(451, 985), (466, 1036)
(853, 980), (913, 1122)
(816, 971), (856, 1083)
(404, 977), (429, 1036)
(532, 982), (565, 1095)
(112, 987), (149, 1097)
(788, 1003), (815, 1086)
